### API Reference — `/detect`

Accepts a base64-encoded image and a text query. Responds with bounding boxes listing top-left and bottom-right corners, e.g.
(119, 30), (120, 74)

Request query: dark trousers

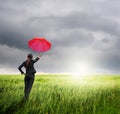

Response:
(24, 74), (34, 99)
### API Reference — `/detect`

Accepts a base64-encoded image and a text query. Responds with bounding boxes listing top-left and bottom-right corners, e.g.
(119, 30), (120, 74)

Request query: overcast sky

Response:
(0, 0), (120, 74)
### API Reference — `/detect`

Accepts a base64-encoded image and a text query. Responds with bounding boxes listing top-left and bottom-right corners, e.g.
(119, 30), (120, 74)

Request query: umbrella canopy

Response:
(28, 38), (51, 52)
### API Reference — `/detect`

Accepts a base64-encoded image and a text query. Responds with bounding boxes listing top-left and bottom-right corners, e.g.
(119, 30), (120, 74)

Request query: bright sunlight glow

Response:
(70, 62), (94, 78)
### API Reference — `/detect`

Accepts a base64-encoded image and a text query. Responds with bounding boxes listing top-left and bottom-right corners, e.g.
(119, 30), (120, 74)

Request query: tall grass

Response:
(0, 75), (120, 114)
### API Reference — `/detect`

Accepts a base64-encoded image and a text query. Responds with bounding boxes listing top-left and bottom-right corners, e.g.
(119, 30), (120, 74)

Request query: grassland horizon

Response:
(0, 74), (120, 114)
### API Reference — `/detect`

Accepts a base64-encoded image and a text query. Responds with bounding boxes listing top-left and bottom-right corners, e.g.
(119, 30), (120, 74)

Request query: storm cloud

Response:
(0, 0), (120, 74)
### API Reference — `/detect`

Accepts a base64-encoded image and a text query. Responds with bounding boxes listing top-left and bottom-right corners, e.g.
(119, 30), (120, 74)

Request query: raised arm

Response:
(33, 54), (42, 63)
(18, 62), (25, 74)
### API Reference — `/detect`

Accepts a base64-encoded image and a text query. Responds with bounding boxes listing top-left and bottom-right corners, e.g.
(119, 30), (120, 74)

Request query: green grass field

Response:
(0, 74), (120, 114)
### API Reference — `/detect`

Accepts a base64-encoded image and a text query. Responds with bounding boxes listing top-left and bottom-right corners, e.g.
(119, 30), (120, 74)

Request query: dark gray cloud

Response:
(0, 0), (120, 74)
(93, 51), (120, 73)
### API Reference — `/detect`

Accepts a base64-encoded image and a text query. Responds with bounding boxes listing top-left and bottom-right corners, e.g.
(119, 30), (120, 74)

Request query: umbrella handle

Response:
(38, 53), (42, 58)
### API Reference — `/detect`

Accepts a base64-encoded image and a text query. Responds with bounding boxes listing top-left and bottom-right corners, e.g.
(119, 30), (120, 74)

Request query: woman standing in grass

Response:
(18, 53), (42, 100)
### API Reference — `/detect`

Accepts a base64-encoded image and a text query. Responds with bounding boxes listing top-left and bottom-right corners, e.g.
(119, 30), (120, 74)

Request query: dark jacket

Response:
(18, 57), (39, 74)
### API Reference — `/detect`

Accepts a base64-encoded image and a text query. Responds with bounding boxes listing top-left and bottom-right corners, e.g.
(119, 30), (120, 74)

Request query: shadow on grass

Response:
(2, 97), (27, 114)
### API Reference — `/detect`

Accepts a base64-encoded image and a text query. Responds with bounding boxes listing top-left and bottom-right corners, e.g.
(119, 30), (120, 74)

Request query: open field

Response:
(0, 74), (120, 114)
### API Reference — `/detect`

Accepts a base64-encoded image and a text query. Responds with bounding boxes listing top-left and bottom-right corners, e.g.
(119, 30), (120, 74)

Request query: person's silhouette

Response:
(18, 53), (42, 100)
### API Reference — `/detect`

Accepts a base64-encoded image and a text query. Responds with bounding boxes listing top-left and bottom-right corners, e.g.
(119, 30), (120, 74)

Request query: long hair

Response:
(26, 53), (33, 67)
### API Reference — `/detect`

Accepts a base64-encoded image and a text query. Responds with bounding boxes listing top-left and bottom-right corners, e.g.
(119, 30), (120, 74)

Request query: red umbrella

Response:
(28, 38), (51, 52)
